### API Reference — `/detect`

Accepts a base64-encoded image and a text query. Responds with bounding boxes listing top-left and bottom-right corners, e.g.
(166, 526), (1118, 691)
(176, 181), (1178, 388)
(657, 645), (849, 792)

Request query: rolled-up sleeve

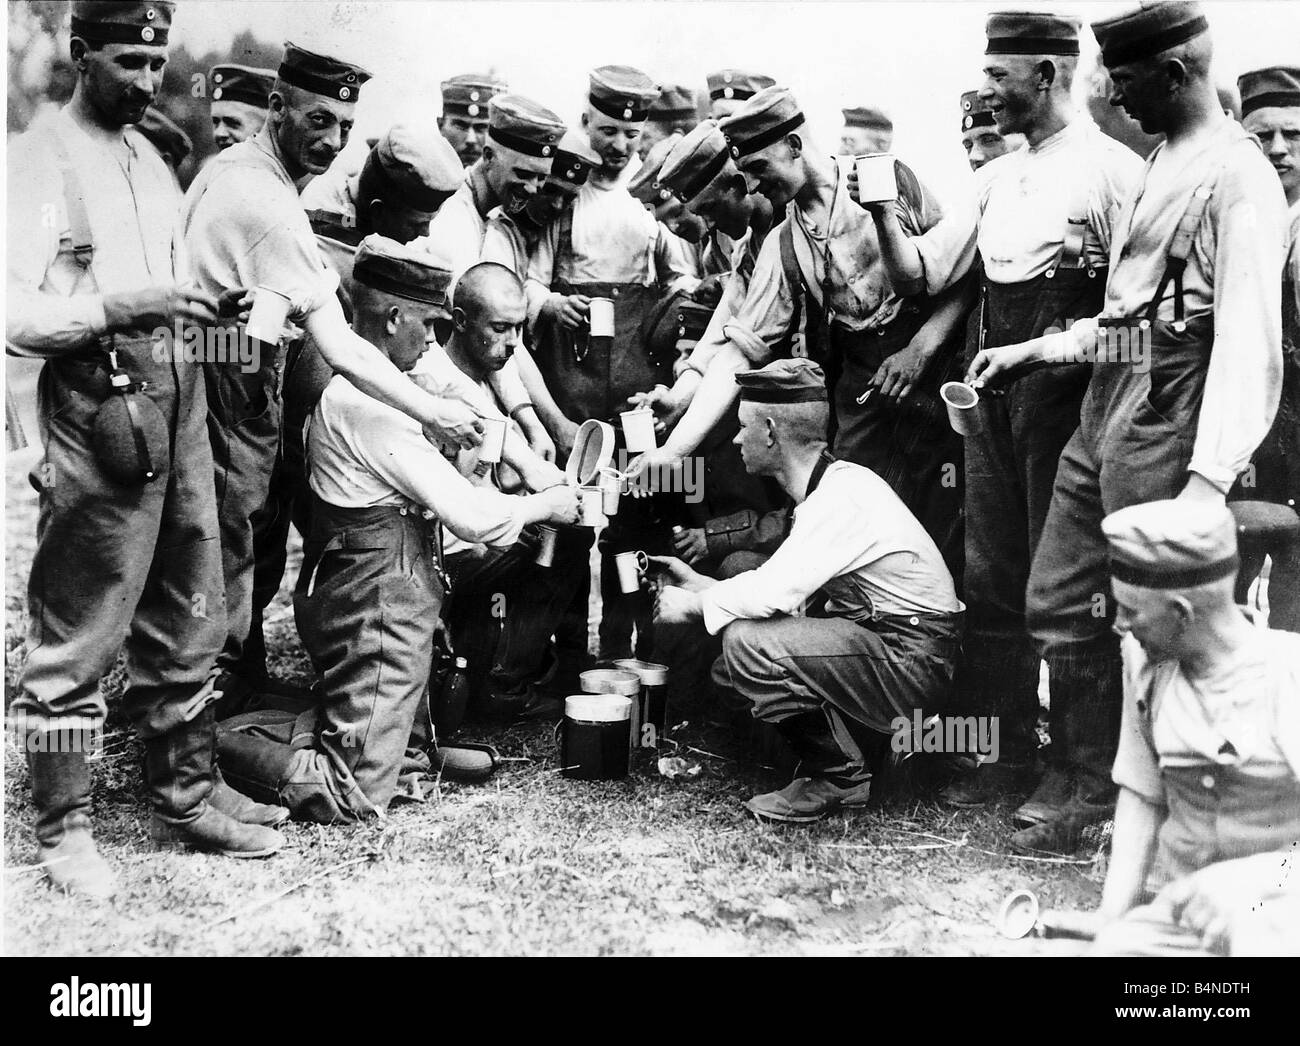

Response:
(1111, 638), (1167, 806)
(719, 229), (798, 367)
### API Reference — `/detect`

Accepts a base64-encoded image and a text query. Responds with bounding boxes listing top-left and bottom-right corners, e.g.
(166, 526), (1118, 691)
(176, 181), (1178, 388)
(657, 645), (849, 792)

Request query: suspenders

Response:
(1045, 154), (1098, 280)
(47, 130), (95, 271)
(1145, 182), (1217, 332)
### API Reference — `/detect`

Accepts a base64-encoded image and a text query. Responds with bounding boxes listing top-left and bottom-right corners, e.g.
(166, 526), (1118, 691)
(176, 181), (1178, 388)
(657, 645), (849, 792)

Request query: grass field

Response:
(3, 365), (1108, 956)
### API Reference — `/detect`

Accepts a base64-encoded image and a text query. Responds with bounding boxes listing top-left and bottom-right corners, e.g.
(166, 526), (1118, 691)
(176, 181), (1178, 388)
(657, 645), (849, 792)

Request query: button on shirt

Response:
(721, 162), (970, 362)
(700, 460), (962, 634)
(182, 130), (339, 328)
(1112, 625), (1300, 806)
(975, 119), (1143, 285)
(307, 372), (525, 549)
(7, 109), (185, 354)
(1087, 118), (1287, 491)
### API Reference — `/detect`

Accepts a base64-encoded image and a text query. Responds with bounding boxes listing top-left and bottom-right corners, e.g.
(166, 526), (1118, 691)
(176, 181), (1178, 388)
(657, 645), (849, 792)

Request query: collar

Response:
(805, 450), (837, 500)
(1027, 118), (1077, 155)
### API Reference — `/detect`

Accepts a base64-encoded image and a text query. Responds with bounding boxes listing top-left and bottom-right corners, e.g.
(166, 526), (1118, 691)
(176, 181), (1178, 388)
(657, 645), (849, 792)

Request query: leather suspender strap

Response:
(1144, 180), (1217, 329)
(47, 129), (95, 270)
(1047, 156), (1095, 279)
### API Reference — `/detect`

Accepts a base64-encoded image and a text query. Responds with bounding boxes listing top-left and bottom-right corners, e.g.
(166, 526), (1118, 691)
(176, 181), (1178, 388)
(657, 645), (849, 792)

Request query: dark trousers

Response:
(14, 343), (225, 739)
(958, 270), (1099, 762)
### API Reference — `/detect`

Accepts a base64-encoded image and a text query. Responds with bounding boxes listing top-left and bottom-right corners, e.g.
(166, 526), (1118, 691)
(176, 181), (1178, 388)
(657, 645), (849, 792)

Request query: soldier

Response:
(183, 41), (487, 717)
(411, 262), (590, 717)
(968, 1), (1285, 854)
(216, 241), (579, 822)
(706, 69), (776, 121)
(1091, 499), (1300, 956)
(208, 63), (274, 151)
(639, 83), (699, 160)
(6, 0), (287, 900)
(958, 89), (1022, 172)
(527, 64), (700, 662)
(652, 359), (962, 822)
(439, 73), (508, 168)
(838, 105), (893, 156)
(1231, 66), (1300, 633)
(927, 12), (1145, 824)
(414, 94), (571, 463)
(511, 128), (602, 261)
(627, 86), (973, 576)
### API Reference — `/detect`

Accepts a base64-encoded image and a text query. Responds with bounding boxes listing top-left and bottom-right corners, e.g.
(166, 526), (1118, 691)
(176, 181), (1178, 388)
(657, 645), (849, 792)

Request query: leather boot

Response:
(214, 724), (299, 810)
(145, 708), (285, 857)
(746, 709), (872, 822)
(27, 737), (117, 900)
(210, 766), (290, 827)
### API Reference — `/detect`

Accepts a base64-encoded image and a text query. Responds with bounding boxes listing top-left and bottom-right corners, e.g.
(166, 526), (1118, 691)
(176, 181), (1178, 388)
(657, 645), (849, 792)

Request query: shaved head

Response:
(453, 262), (525, 319)
(449, 263), (527, 377)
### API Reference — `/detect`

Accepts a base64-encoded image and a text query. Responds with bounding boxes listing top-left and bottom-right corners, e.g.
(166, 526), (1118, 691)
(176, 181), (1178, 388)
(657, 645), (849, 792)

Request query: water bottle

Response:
(434, 656), (471, 739)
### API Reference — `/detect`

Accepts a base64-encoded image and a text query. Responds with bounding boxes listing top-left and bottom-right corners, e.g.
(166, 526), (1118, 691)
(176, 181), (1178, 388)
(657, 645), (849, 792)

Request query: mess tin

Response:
(854, 152), (898, 204)
(940, 380), (984, 437)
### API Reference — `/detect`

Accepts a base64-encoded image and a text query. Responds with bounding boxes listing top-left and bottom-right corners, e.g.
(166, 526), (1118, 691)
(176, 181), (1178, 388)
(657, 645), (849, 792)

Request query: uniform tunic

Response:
(1093, 624), (1300, 955)
(7, 108), (225, 738)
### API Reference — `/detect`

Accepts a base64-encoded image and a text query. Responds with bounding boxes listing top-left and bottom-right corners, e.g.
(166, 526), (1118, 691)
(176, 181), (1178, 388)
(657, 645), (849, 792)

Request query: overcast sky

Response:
(169, 0), (1300, 200)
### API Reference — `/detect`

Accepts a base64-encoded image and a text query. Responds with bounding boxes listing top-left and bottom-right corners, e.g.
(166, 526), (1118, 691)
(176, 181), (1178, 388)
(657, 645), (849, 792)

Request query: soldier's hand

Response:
(672, 526), (708, 565)
(626, 384), (684, 437)
(104, 283), (219, 331)
(646, 553), (708, 592)
(872, 342), (928, 401)
(846, 166), (890, 217)
(536, 483), (580, 525)
(548, 294), (591, 331)
(554, 417), (580, 460)
(422, 397), (484, 451)
(1175, 473), (1225, 504)
(966, 342), (1038, 391)
(217, 287), (253, 325)
(654, 584), (702, 625)
(623, 446), (682, 498)
(692, 274), (726, 307)
(527, 425), (557, 463)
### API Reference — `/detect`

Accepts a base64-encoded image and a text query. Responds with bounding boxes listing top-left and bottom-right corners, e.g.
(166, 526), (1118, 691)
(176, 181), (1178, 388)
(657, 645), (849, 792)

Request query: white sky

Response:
(165, 0), (1300, 200)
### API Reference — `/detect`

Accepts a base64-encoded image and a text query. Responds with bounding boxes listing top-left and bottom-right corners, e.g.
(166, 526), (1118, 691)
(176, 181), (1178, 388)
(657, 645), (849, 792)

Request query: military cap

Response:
(735, 358), (828, 404)
(650, 84), (698, 122)
(366, 122), (463, 211)
(842, 106), (893, 132)
(353, 235), (453, 306)
(960, 89), (998, 131)
(70, 1), (173, 46)
(984, 10), (1081, 55)
(135, 106), (191, 165)
(209, 64), (275, 109)
(1228, 500), (1300, 557)
(629, 133), (682, 206)
(706, 69), (776, 103)
(588, 65), (660, 122)
(441, 73), (507, 119)
(1102, 499), (1239, 590)
(658, 119), (732, 203)
(487, 94), (566, 158)
(720, 85), (805, 159)
(549, 128), (602, 187)
(278, 41), (372, 102)
(1092, 2), (1209, 69)
(1239, 66), (1300, 117)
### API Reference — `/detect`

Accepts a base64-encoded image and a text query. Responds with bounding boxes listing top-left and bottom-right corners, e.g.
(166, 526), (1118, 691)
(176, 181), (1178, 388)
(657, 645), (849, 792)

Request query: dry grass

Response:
(3, 375), (1105, 955)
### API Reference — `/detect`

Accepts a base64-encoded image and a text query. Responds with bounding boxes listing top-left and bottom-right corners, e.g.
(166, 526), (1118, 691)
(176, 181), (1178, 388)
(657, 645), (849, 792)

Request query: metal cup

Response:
(615, 550), (650, 594)
(620, 407), (657, 453)
(534, 524), (558, 567)
(940, 380), (984, 437)
(598, 467), (622, 515)
(245, 286), (292, 345)
(477, 415), (508, 464)
(587, 297), (615, 338)
(579, 485), (605, 527)
(854, 152), (898, 204)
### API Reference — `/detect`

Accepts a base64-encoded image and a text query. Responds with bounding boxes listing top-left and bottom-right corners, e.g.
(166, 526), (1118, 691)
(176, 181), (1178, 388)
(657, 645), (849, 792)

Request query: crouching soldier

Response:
(652, 359), (963, 822)
(216, 239), (578, 822)
(1091, 499), (1300, 956)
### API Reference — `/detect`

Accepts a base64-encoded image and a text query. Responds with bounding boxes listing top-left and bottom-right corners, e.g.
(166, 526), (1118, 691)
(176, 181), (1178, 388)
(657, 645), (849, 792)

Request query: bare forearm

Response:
(663, 344), (746, 457)
(1099, 788), (1164, 921)
(511, 343), (571, 436)
(872, 208), (925, 296)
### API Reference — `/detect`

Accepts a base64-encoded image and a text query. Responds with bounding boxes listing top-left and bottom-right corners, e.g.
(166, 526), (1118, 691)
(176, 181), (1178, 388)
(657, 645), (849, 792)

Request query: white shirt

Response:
(307, 371), (524, 549)
(7, 109), (185, 354)
(975, 119), (1143, 284)
(700, 460), (961, 634)
(525, 176), (697, 322)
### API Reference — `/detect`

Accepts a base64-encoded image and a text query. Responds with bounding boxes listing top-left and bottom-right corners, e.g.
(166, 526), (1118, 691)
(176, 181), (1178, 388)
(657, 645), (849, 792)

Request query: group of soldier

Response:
(6, 0), (1299, 956)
